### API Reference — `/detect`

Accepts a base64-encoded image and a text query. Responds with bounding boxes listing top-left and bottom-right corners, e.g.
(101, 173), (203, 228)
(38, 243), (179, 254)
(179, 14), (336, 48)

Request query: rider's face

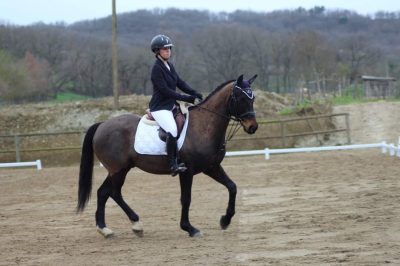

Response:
(159, 47), (171, 60)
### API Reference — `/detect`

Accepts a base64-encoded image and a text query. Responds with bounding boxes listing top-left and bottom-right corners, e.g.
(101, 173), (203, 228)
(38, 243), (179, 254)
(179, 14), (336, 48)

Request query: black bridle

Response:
(194, 81), (256, 142)
(195, 82), (255, 122)
(228, 82), (256, 121)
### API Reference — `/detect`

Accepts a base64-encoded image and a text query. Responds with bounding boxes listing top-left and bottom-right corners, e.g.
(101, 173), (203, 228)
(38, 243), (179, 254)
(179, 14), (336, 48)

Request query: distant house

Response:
(360, 75), (397, 98)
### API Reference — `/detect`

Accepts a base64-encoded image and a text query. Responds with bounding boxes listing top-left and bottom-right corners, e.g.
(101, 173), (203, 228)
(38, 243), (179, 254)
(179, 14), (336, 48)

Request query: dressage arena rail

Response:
(226, 140), (400, 159)
(0, 160), (42, 170)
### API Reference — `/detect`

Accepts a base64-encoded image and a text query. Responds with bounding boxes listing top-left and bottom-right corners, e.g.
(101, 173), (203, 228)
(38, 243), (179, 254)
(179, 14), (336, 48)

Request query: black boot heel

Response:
(166, 133), (187, 176)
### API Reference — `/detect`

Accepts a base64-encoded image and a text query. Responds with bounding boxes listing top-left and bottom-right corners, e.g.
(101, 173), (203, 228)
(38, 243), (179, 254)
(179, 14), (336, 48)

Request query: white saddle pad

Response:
(134, 113), (189, 155)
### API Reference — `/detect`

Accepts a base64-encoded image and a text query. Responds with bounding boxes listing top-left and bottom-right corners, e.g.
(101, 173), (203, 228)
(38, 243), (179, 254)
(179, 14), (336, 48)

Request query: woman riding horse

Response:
(149, 34), (203, 176)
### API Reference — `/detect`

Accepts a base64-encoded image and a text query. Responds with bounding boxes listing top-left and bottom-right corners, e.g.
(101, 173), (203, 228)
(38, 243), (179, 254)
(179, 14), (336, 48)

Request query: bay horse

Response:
(77, 74), (258, 238)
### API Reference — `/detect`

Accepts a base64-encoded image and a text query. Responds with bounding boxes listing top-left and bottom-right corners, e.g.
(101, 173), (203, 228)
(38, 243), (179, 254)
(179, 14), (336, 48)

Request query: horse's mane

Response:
(197, 79), (235, 105)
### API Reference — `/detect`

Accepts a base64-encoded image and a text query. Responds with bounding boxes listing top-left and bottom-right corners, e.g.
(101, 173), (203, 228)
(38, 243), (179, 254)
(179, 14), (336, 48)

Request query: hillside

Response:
(0, 95), (149, 134)
(0, 90), (291, 134)
(2, 8), (400, 103)
(69, 8), (400, 51)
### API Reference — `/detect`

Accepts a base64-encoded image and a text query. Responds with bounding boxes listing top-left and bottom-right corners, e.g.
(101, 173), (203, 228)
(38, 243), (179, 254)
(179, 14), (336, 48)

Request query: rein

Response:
(194, 105), (239, 122)
(194, 104), (241, 142)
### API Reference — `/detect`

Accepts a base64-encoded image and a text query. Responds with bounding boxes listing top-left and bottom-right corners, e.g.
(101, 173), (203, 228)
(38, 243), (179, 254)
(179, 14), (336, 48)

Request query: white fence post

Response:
(264, 148), (270, 160)
(381, 141), (387, 154)
(389, 143), (395, 156)
(397, 137), (400, 157)
(36, 159), (42, 170)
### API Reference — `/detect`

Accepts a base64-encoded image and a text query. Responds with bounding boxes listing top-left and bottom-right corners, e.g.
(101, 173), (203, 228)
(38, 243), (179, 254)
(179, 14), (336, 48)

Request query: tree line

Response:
(1, 7), (400, 103)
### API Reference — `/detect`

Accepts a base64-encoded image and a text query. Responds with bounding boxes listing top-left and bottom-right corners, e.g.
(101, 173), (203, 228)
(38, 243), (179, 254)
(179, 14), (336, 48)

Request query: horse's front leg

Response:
(203, 164), (236, 230)
(179, 171), (202, 237)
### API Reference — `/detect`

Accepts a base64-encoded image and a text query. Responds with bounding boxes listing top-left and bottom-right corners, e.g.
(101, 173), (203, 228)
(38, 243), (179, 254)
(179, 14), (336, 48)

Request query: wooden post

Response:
(112, 0), (119, 110)
(388, 80), (393, 98)
(305, 116), (319, 144)
(345, 113), (351, 144)
(280, 121), (286, 147)
(14, 135), (21, 162)
(80, 132), (85, 147)
(363, 81), (367, 98)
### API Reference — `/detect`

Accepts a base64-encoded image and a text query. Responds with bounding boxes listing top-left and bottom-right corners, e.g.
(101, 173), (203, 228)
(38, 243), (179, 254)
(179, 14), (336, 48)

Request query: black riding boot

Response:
(166, 133), (187, 176)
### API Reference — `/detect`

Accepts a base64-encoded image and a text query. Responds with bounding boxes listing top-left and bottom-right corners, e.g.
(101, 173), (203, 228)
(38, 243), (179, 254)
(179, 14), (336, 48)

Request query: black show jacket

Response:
(149, 58), (197, 112)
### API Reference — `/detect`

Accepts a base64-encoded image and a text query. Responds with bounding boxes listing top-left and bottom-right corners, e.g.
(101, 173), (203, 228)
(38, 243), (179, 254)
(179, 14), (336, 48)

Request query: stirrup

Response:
(170, 163), (187, 176)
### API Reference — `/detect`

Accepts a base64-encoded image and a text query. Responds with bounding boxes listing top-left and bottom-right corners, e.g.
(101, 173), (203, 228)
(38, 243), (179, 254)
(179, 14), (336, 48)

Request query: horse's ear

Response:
(248, 74), (258, 84)
(237, 74), (244, 85)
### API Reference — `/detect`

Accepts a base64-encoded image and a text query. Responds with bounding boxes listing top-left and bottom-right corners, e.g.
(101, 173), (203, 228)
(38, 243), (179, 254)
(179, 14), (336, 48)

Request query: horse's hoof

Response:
(97, 226), (114, 238)
(220, 215), (230, 230)
(190, 230), (203, 238)
(132, 221), (144, 237)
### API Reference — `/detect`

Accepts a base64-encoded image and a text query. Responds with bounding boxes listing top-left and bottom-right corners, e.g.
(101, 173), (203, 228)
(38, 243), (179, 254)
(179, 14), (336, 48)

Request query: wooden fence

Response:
(0, 113), (350, 163)
(229, 113), (350, 148)
(0, 131), (84, 162)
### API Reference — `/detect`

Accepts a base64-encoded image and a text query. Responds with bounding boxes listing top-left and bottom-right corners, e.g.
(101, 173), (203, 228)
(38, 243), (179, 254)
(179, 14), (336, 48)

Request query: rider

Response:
(149, 34), (203, 176)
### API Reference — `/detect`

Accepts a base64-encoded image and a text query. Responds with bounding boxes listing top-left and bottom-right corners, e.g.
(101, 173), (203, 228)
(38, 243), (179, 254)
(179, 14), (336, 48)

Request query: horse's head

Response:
(229, 74), (258, 134)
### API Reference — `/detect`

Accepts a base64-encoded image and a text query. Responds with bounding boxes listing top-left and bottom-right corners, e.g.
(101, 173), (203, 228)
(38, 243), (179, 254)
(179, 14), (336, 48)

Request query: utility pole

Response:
(112, 0), (119, 109)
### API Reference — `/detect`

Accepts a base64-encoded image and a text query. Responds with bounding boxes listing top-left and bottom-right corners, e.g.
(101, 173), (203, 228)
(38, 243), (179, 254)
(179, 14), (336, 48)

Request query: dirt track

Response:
(1, 151), (399, 265)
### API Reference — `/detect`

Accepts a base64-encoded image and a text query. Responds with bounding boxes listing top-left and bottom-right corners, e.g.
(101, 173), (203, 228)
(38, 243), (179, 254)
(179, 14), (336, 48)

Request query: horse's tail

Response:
(76, 122), (102, 213)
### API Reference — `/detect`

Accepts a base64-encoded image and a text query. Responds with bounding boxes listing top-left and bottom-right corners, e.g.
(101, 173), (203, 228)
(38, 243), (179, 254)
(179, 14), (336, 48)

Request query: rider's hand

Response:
(183, 95), (196, 104)
(194, 92), (203, 101)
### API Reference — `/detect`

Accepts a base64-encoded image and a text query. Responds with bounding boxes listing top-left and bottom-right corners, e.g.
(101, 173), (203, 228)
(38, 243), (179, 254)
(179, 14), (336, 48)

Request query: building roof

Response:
(360, 75), (397, 81)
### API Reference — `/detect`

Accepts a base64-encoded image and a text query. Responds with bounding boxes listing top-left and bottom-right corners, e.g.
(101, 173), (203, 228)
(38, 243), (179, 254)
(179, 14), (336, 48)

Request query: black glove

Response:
(194, 92), (203, 101)
(183, 95), (196, 104)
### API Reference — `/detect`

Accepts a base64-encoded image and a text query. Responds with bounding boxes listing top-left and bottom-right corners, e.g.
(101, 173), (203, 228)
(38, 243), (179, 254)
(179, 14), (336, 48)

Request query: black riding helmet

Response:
(150, 34), (174, 53)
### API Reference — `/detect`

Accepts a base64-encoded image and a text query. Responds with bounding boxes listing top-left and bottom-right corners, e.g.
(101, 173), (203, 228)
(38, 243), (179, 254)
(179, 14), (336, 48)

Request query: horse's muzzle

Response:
(241, 118), (258, 134)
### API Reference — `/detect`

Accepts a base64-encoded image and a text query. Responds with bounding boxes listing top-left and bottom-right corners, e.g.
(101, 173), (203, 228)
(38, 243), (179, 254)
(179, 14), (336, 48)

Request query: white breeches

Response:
(150, 110), (177, 137)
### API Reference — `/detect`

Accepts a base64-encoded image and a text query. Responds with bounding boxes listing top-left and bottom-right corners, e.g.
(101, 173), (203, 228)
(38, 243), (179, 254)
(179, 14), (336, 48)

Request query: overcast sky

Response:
(1, 0), (400, 25)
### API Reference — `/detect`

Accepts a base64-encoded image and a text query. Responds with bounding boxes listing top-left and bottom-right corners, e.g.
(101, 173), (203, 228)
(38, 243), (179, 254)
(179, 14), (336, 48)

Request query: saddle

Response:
(143, 102), (190, 142)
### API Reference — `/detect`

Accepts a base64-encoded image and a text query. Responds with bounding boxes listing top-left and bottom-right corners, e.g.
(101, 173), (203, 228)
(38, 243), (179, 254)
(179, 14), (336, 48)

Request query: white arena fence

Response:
(1, 139), (398, 170)
(226, 139), (400, 160)
(0, 159), (42, 170)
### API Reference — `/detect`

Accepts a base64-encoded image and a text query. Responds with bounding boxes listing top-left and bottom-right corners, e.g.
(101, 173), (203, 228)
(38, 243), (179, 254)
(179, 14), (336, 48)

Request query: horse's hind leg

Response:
(109, 168), (143, 237)
(203, 164), (237, 230)
(96, 168), (142, 237)
(96, 175), (114, 237)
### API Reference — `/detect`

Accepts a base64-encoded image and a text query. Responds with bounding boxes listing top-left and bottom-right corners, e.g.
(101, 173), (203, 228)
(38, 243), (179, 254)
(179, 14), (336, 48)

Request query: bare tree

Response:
(118, 47), (152, 95)
(194, 25), (249, 87)
(292, 30), (336, 94)
(244, 29), (272, 91)
(339, 34), (382, 83)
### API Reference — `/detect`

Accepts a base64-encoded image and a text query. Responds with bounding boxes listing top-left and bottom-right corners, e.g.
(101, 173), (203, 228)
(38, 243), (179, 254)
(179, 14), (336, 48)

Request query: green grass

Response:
(53, 92), (89, 102)
(327, 85), (400, 105)
(278, 99), (323, 115)
(278, 85), (400, 115)
(330, 95), (369, 105)
(279, 107), (296, 115)
(330, 95), (400, 106)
